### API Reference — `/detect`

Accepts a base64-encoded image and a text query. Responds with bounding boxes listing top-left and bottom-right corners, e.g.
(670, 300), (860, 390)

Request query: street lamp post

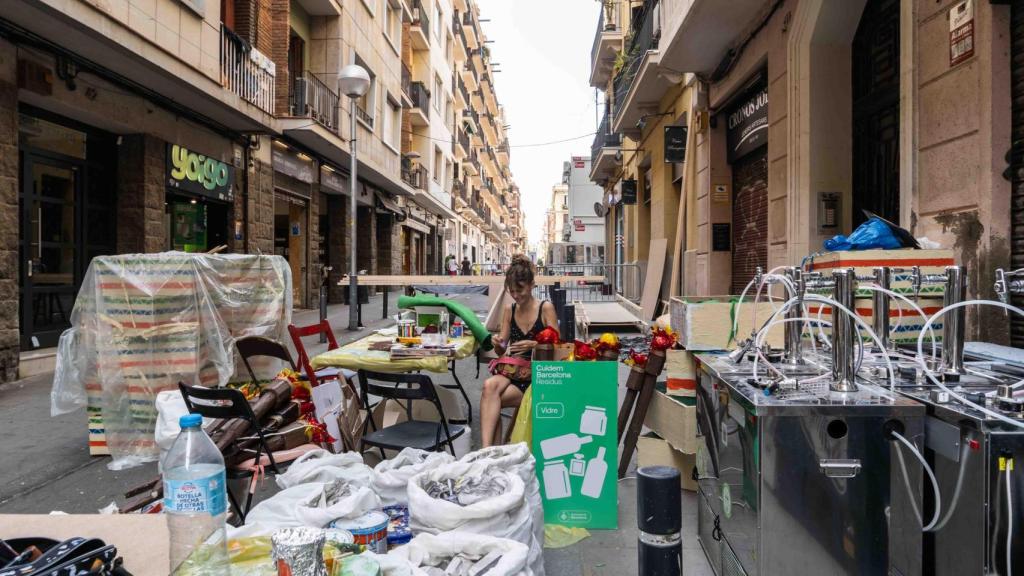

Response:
(339, 65), (371, 331)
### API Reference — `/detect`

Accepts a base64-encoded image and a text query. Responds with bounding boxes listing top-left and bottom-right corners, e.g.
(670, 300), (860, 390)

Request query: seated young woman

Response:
(480, 255), (559, 447)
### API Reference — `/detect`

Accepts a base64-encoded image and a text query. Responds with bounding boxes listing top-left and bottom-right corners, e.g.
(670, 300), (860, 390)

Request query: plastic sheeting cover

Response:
(52, 252), (292, 469)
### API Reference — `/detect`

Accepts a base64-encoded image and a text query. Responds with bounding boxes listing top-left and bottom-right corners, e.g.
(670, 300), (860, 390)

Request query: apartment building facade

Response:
(545, 158), (606, 265)
(589, 0), (1023, 339)
(0, 0), (523, 382)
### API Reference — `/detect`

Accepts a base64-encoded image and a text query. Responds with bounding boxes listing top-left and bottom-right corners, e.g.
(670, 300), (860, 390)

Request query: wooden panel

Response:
(640, 238), (668, 320)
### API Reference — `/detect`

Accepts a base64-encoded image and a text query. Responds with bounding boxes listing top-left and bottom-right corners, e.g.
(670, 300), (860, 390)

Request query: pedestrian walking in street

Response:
(479, 255), (558, 447)
(447, 254), (458, 276)
(461, 256), (471, 276)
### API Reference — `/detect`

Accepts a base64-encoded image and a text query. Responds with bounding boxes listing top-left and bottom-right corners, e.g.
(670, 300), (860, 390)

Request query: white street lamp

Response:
(339, 64), (370, 331)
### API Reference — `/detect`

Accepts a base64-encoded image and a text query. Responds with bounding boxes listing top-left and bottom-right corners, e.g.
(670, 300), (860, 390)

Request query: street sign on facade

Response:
(949, 0), (974, 67)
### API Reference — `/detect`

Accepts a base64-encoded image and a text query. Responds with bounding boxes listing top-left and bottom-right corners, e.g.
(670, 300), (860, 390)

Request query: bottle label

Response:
(164, 471), (227, 515)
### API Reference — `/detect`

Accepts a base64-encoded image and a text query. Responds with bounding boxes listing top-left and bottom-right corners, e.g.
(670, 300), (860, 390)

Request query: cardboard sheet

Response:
(0, 514), (171, 576)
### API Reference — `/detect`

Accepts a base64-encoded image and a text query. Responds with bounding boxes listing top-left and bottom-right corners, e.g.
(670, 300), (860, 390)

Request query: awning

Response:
(403, 215), (431, 234)
(411, 189), (458, 220)
(376, 192), (403, 215)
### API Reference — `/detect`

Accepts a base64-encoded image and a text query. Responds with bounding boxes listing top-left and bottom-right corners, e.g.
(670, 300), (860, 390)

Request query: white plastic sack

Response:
(359, 552), (426, 576)
(391, 532), (532, 576)
(459, 443), (544, 574)
(372, 448), (455, 506)
(408, 462), (542, 576)
(274, 449), (373, 489)
(244, 479), (380, 532)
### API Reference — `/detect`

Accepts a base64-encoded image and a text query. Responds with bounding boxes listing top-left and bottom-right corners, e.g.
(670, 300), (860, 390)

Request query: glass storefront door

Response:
(19, 156), (79, 348)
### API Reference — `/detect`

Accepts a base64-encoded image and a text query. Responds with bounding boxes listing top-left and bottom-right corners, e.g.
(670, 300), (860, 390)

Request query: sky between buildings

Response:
(476, 0), (600, 248)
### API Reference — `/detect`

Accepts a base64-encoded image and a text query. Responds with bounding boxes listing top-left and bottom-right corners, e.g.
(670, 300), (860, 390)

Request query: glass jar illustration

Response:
(580, 406), (607, 436)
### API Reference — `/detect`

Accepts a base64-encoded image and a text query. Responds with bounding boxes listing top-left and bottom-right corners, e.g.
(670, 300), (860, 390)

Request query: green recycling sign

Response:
(531, 361), (618, 529)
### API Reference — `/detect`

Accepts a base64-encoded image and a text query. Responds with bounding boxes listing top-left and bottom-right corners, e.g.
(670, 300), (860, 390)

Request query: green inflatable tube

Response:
(398, 294), (494, 351)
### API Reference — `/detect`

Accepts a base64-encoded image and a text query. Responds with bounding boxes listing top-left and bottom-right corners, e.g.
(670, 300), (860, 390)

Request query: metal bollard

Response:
(319, 284), (328, 344)
(561, 304), (576, 342)
(637, 466), (682, 576)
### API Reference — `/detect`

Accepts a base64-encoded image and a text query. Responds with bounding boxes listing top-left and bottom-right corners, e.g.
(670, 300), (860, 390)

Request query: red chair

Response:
(288, 320), (357, 395)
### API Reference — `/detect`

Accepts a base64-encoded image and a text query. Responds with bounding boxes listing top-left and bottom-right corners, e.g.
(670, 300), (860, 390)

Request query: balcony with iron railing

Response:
(221, 25), (275, 115)
(355, 101), (374, 128)
(590, 112), (621, 184)
(453, 12), (469, 61)
(455, 125), (470, 158)
(462, 10), (479, 50)
(402, 164), (428, 190)
(611, 0), (665, 135)
(409, 81), (430, 125)
(590, 2), (623, 88)
(411, 0), (430, 50)
(289, 70), (339, 131)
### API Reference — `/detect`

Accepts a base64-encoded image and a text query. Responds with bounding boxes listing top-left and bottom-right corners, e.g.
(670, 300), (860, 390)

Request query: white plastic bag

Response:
(408, 462), (542, 576)
(391, 532), (532, 576)
(358, 552), (426, 576)
(274, 449), (372, 489)
(244, 479), (380, 532)
(459, 443), (544, 574)
(372, 448), (455, 506)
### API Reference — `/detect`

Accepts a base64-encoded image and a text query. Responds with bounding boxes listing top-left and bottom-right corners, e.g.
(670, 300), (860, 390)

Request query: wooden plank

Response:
(639, 239), (668, 321)
(341, 275), (605, 286)
(669, 106), (697, 298)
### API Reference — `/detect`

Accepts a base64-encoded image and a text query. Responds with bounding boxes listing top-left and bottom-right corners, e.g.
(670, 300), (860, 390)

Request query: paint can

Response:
(330, 511), (389, 554)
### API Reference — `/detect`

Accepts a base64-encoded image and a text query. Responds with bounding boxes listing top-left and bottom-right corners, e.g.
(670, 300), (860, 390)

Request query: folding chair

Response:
(356, 370), (466, 457)
(236, 336), (296, 382)
(178, 383), (310, 523)
(288, 320), (357, 395)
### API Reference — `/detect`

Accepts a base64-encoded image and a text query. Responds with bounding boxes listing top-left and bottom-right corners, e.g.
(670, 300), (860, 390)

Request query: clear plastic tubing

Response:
(751, 314), (832, 383)
(859, 283), (938, 359)
(915, 300), (1024, 430)
(892, 430), (942, 532)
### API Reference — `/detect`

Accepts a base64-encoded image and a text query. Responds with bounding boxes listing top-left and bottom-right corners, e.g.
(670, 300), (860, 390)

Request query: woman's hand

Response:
(508, 339), (537, 355)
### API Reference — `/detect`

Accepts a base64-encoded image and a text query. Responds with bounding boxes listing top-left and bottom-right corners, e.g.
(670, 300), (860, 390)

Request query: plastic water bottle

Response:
(163, 414), (229, 575)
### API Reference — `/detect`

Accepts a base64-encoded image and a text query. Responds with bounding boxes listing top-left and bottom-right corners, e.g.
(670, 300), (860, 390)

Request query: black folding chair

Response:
(177, 382), (280, 524)
(235, 336), (296, 383)
(356, 370), (466, 458)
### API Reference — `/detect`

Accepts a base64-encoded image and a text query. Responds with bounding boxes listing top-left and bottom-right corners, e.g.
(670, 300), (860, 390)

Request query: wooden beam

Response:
(340, 275), (605, 286)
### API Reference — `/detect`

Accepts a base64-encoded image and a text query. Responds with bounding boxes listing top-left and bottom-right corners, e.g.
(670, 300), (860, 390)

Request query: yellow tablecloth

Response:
(310, 334), (478, 374)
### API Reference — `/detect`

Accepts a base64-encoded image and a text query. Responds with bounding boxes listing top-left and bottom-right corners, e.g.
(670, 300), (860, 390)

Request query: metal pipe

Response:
(783, 267), (804, 365)
(831, 268), (858, 392)
(348, 98), (359, 331)
(872, 266), (892, 352)
(942, 265), (967, 376)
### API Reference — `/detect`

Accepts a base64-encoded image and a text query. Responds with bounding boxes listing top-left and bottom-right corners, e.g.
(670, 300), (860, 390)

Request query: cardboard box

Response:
(665, 349), (697, 397)
(670, 297), (785, 351)
(0, 514), (170, 576)
(638, 433), (697, 492)
(808, 249), (954, 297)
(643, 390), (697, 455)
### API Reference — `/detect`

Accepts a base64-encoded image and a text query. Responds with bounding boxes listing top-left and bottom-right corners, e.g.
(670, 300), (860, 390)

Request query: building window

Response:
(434, 3), (443, 41)
(446, 33), (453, 63)
(383, 94), (401, 149)
(383, 0), (400, 45)
(445, 159), (453, 191)
(434, 74), (443, 112)
(354, 54), (377, 127)
(433, 146), (443, 183)
(445, 97), (453, 132)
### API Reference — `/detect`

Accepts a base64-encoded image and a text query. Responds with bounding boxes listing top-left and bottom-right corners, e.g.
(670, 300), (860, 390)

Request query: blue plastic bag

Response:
(823, 217), (902, 252)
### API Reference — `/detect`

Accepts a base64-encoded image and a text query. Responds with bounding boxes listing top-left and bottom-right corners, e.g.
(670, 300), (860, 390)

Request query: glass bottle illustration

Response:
(581, 447), (608, 499)
(540, 433), (594, 460)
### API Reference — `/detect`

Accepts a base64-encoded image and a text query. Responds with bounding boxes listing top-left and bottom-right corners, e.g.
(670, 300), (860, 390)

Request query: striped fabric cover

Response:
(62, 253), (291, 461)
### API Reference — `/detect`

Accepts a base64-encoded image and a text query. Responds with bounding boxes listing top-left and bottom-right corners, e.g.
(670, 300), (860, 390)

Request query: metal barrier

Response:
(540, 263), (642, 303)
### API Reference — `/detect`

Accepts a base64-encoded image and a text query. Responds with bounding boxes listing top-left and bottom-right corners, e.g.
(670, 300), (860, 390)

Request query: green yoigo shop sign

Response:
(167, 144), (235, 202)
(531, 361), (618, 529)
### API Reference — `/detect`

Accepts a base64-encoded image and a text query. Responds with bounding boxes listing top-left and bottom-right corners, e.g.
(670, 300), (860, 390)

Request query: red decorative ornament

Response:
(305, 419), (337, 445)
(535, 326), (561, 345)
(624, 349), (648, 367)
(649, 327), (677, 352)
(573, 339), (598, 361)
